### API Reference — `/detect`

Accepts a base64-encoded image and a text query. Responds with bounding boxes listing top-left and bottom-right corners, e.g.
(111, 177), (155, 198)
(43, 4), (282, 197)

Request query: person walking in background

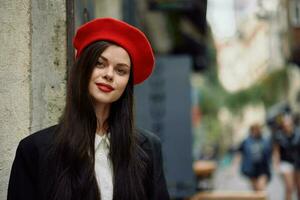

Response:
(233, 123), (272, 191)
(7, 18), (170, 200)
(273, 115), (300, 200)
(293, 113), (300, 200)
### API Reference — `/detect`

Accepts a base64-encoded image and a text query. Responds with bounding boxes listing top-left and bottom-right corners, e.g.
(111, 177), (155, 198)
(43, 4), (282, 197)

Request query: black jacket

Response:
(7, 125), (170, 200)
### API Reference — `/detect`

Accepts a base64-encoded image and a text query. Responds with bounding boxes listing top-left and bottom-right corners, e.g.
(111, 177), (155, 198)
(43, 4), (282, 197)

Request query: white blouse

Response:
(94, 133), (113, 200)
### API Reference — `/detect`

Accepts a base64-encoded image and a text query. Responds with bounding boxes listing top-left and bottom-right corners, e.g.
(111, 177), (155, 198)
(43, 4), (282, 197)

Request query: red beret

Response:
(73, 17), (155, 85)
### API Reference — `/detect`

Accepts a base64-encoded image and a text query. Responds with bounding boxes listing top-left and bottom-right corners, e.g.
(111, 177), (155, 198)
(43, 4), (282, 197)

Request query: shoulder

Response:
(273, 130), (284, 141)
(135, 128), (164, 164)
(239, 138), (248, 149)
(11, 125), (59, 175)
(18, 125), (58, 152)
(294, 128), (300, 141)
(136, 128), (162, 149)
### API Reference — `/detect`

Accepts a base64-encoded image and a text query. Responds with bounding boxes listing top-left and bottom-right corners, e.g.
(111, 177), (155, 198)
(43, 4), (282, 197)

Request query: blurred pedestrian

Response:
(273, 115), (300, 200)
(294, 113), (300, 200)
(233, 124), (272, 191)
(7, 18), (170, 200)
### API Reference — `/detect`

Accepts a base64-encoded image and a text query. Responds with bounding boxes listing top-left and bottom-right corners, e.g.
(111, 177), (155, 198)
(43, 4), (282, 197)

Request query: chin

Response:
(94, 98), (114, 104)
(94, 96), (120, 104)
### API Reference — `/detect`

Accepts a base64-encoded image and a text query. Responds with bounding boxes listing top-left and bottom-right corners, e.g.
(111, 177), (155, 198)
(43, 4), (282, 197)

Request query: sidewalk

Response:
(213, 165), (296, 200)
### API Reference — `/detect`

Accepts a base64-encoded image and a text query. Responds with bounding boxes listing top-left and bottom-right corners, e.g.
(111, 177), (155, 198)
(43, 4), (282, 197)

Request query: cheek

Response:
(120, 77), (130, 90)
(88, 72), (99, 93)
(90, 68), (100, 79)
(116, 77), (129, 94)
(88, 81), (94, 95)
(88, 76), (95, 91)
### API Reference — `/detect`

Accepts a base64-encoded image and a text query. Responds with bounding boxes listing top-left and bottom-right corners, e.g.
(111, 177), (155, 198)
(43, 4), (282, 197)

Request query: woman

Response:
(294, 113), (300, 200)
(233, 124), (272, 191)
(273, 115), (300, 200)
(8, 18), (170, 200)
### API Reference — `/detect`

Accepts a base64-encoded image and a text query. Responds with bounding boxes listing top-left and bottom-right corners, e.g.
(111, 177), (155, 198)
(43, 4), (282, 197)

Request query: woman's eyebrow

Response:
(117, 63), (130, 68)
(98, 56), (107, 61)
(100, 55), (130, 68)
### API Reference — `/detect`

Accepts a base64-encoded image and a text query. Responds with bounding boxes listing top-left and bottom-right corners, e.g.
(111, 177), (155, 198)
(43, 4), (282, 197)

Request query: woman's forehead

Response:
(99, 45), (131, 66)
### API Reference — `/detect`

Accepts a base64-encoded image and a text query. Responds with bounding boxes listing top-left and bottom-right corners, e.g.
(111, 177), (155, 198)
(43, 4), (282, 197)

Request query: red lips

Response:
(96, 83), (114, 93)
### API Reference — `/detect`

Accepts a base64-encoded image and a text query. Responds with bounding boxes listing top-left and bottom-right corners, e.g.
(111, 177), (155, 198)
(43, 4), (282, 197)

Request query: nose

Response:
(103, 65), (114, 82)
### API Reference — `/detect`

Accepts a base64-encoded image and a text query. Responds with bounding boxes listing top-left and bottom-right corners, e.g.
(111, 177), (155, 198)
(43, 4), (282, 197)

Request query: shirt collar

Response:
(95, 133), (110, 150)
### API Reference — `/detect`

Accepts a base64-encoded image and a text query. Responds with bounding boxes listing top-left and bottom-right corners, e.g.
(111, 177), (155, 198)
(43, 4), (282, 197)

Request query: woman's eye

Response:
(96, 61), (105, 68)
(116, 68), (128, 75)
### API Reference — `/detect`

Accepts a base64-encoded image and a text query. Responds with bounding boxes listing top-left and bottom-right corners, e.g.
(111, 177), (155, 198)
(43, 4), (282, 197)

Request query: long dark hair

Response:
(50, 41), (148, 200)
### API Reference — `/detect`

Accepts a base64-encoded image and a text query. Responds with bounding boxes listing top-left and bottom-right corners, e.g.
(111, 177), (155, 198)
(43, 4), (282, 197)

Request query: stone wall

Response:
(31, 0), (67, 132)
(0, 0), (32, 198)
(0, 0), (67, 198)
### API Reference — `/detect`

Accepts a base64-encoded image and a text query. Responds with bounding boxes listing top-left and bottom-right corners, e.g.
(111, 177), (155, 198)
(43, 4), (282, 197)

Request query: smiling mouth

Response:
(96, 83), (114, 93)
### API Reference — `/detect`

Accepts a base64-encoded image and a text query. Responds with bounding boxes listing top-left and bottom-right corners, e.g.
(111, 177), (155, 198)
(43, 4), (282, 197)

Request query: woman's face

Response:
(282, 116), (294, 134)
(250, 125), (261, 138)
(88, 44), (131, 105)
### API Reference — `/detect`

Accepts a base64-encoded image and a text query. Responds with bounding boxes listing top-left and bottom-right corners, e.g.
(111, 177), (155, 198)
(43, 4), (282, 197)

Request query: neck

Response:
(94, 103), (111, 136)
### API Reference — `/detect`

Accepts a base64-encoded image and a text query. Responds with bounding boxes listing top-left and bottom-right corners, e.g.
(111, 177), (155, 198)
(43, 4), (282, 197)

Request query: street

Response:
(213, 164), (297, 200)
